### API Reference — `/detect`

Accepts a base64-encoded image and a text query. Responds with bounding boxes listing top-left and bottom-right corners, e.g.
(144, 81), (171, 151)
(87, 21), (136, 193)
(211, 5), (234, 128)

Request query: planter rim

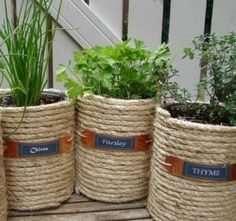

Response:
(157, 105), (236, 131)
(0, 89), (73, 111)
(77, 94), (155, 104)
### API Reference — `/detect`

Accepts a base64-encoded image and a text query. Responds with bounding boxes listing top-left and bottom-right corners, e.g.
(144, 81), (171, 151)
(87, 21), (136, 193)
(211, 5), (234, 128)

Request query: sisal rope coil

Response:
(75, 94), (155, 202)
(0, 118), (7, 221)
(1, 89), (75, 211)
(147, 106), (236, 221)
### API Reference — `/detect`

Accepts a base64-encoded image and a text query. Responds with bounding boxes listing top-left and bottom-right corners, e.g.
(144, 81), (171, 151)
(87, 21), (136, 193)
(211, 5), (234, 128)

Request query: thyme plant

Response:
(0, 0), (62, 106)
(183, 32), (236, 125)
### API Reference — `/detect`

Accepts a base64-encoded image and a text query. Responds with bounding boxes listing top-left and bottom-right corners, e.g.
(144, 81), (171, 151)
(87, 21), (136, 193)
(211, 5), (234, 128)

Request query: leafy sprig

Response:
(57, 39), (187, 101)
(183, 32), (236, 125)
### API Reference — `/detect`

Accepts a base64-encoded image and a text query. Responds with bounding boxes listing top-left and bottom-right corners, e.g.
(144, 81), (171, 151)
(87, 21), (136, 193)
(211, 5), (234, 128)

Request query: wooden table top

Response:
(8, 194), (152, 221)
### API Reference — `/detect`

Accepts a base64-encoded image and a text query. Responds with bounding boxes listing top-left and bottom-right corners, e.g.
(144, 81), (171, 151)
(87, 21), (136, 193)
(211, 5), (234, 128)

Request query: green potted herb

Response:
(0, 121), (7, 221)
(0, 0), (74, 210)
(147, 32), (236, 220)
(57, 40), (183, 202)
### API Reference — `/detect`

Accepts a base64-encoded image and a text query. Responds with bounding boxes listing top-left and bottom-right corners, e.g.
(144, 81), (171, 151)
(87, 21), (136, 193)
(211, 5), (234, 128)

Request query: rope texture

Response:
(0, 121), (7, 220)
(75, 94), (155, 202)
(1, 89), (75, 211)
(147, 107), (236, 221)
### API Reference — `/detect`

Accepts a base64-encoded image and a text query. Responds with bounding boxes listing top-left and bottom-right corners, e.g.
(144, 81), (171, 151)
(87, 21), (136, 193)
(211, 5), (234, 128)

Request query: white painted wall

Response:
(169, 0), (207, 96)
(90, 0), (123, 40)
(53, 29), (81, 89)
(128, 0), (164, 50)
(211, 0), (236, 35)
(0, 0), (10, 89)
(0, 1), (5, 46)
(50, 0), (120, 48)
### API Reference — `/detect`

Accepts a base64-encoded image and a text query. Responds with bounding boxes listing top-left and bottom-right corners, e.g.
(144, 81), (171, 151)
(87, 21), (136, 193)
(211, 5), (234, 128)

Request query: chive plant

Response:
(0, 0), (62, 106)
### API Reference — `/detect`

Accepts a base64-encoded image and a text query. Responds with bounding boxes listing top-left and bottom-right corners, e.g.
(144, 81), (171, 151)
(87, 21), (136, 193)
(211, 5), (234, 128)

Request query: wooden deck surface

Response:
(8, 194), (152, 221)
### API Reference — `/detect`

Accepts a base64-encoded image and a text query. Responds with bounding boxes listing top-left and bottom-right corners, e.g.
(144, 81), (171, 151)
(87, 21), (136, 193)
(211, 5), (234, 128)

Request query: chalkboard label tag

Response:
(183, 162), (230, 181)
(95, 134), (135, 150)
(19, 141), (59, 157)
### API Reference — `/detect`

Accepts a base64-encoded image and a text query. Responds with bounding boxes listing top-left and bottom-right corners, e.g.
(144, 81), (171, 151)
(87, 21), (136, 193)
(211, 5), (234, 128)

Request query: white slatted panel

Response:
(0, 1), (5, 47)
(0, 1), (12, 27)
(53, 30), (81, 89)
(128, 0), (164, 50)
(0, 2), (5, 23)
(169, 0), (207, 96)
(90, 0), (123, 40)
(0, 1), (10, 89)
(49, 0), (120, 48)
(211, 0), (236, 35)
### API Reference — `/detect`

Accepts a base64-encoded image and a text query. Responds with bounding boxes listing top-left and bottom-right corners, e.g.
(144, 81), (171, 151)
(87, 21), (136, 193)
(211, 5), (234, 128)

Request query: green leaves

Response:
(182, 48), (195, 59)
(0, 0), (63, 106)
(0, 58), (6, 70)
(183, 32), (236, 125)
(65, 78), (83, 100)
(56, 64), (68, 82)
(56, 64), (83, 99)
(57, 39), (184, 101)
(13, 81), (27, 95)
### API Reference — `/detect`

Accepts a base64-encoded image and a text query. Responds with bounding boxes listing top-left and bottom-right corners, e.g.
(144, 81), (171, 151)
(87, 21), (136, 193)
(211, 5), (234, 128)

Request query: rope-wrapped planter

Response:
(75, 95), (155, 202)
(147, 107), (236, 221)
(1, 90), (75, 211)
(0, 119), (7, 220)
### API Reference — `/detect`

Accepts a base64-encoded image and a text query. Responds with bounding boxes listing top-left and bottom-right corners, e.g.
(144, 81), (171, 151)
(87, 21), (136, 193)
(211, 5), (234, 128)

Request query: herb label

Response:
(19, 141), (59, 157)
(95, 135), (135, 150)
(183, 162), (230, 181)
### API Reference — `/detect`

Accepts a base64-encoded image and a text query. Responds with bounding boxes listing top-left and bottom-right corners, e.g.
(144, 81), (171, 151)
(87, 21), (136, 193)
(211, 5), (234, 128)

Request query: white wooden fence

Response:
(1, 0), (236, 96)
